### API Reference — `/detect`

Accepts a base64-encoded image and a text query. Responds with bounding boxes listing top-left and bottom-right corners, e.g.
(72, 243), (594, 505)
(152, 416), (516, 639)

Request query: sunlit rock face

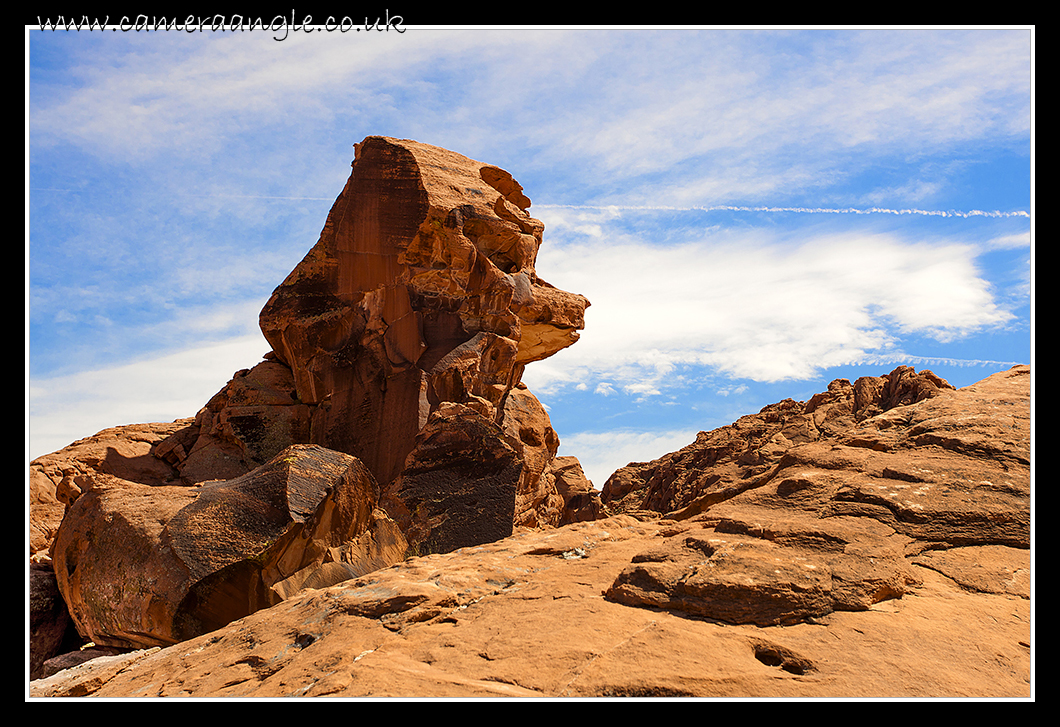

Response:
(51, 445), (399, 649)
(256, 136), (589, 491)
(144, 136), (595, 538)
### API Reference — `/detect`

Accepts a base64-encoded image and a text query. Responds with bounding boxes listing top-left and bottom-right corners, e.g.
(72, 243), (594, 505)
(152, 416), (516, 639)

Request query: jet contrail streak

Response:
(852, 354), (1027, 368)
(537, 204), (1030, 219)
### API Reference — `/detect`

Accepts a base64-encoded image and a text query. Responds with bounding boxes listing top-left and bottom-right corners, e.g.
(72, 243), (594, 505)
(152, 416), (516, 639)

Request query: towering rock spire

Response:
(257, 136), (589, 488)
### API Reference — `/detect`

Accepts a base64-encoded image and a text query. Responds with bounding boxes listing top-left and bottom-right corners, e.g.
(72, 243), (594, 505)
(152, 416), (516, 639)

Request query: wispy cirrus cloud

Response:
(28, 27), (1031, 474)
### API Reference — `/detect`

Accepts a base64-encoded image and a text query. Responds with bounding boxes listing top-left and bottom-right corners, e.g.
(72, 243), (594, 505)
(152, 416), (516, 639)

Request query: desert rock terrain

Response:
(28, 138), (1031, 698)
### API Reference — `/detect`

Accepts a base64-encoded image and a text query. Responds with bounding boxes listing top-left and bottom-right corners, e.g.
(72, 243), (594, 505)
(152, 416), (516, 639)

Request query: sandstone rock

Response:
(500, 385), (563, 528)
(31, 368), (1029, 698)
(51, 445), (406, 649)
(40, 646), (126, 680)
(253, 136), (589, 491)
(30, 421), (188, 556)
(29, 562), (78, 680)
(605, 514), (921, 626)
(50, 479), (200, 648)
(383, 403), (522, 556)
(550, 455), (605, 524)
(150, 136), (589, 538)
(31, 138), (594, 681)
(164, 360), (312, 485)
(602, 366), (1030, 629)
(30, 506), (1030, 698)
(602, 366), (958, 516)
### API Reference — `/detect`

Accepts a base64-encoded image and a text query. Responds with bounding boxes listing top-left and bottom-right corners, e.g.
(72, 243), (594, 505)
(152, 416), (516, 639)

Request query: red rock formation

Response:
(383, 403), (522, 555)
(31, 137), (595, 662)
(602, 365), (957, 517)
(603, 365), (1030, 628)
(30, 421), (189, 557)
(256, 137), (586, 483)
(157, 136), (591, 531)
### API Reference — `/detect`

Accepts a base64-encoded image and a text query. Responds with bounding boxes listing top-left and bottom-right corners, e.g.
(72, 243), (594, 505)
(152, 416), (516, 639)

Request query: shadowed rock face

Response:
(384, 403), (523, 556)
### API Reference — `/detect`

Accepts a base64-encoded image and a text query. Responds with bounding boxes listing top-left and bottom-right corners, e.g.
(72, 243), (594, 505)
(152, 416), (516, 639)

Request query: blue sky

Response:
(27, 25), (1033, 487)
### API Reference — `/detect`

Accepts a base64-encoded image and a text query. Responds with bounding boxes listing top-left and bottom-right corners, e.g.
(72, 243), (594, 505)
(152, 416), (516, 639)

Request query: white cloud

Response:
(533, 29), (1030, 205)
(557, 428), (702, 490)
(28, 334), (269, 460)
(529, 215), (1016, 394)
(982, 231), (1031, 251)
(30, 28), (1029, 207)
(716, 384), (748, 397)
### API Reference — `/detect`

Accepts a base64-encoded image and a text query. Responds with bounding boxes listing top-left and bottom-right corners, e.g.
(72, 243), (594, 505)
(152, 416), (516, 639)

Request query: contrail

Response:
(852, 353), (1027, 369)
(34, 188), (1028, 218)
(537, 204), (1030, 219)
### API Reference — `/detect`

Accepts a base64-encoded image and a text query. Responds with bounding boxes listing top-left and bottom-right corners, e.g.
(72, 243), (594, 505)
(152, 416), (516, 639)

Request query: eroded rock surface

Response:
(30, 421), (189, 557)
(30, 137), (594, 671)
(603, 366), (1030, 628)
(151, 136), (590, 531)
(51, 445), (405, 649)
(31, 512), (1030, 698)
(383, 403), (522, 556)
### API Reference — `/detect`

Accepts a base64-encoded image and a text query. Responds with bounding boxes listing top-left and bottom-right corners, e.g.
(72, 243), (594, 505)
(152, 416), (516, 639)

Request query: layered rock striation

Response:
(603, 365), (1030, 628)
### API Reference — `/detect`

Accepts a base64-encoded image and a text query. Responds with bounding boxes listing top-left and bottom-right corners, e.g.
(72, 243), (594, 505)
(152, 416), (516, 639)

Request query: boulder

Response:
(550, 455), (605, 524)
(51, 445), (406, 648)
(30, 421), (188, 556)
(383, 403), (522, 556)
